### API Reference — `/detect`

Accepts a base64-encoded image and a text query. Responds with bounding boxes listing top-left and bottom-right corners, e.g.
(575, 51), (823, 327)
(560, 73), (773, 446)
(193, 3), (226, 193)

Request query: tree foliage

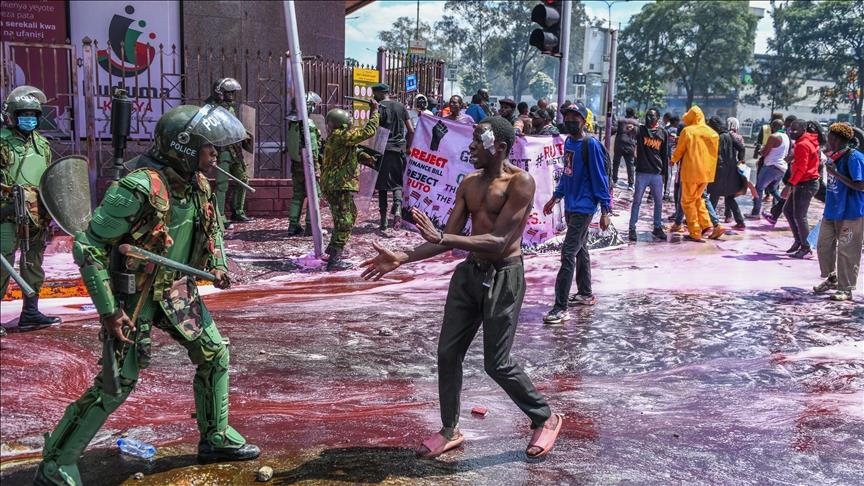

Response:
(375, 1), (586, 102)
(529, 72), (555, 101)
(776, 0), (864, 127)
(619, 1), (759, 108)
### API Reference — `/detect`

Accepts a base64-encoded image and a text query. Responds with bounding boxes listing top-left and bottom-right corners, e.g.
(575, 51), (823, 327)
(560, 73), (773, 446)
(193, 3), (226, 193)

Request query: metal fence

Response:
(2, 40), (445, 182)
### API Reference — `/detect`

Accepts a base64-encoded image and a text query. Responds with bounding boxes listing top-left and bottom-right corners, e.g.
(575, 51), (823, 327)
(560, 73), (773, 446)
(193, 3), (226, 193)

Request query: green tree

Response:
(529, 72), (555, 101)
(620, 1), (759, 108)
(776, 0), (864, 126)
(739, 54), (806, 116)
(378, 16), (435, 53)
(487, 1), (540, 101)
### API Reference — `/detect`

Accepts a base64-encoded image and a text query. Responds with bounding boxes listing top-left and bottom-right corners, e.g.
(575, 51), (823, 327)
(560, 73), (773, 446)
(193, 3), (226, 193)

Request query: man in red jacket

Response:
(783, 119), (824, 259)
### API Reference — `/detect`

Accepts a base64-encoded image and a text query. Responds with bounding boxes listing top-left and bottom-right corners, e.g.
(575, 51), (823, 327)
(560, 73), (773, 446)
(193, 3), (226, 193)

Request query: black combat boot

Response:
(326, 248), (352, 271)
(379, 214), (389, 231)
(197, 441), (261, 464)
(18, 295), (61, 330)
(287, 223), (304, 237)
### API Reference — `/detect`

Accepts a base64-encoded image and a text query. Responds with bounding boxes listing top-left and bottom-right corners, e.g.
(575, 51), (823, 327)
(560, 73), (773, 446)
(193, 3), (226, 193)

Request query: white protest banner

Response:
(403, 115), (567, 247)
(71, 1), (181, 139)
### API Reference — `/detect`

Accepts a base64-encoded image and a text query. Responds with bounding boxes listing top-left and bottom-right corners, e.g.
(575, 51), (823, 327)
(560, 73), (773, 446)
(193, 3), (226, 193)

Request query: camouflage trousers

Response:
(215, 158), (250, 218)
(0, 221), (47, 297)
(289, 160), (318, 227)
(324, 190), (356, 251)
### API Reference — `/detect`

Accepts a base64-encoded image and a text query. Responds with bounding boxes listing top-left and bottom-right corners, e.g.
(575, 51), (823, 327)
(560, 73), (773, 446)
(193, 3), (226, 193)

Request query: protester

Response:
(751, 120), (789, 220)
(443, 95), (474, 125)
(34, 104), (260, 485)
(465, 89), (491, 123)
(543, 101), (611, 323)
(628, 107), (668, 242)
(514, 101), (533, 135)
(320, 100), (380, 270)
(782, 120), (824, 259)
(814, 122), (864, 301)
(670, 105), (722, 242)
(361, 116), (564, 459)
(707, 116), (747, 230)
(408, 94), (433, 129)
(498, 98), (517, 124)
(612, 107), (639, 190)
(372, 83), (414, 232)
(530, 106), (560, 136)
(664, 115), (680, 200)
(0, 85), (61, 330)
(753, 112), (783, 159)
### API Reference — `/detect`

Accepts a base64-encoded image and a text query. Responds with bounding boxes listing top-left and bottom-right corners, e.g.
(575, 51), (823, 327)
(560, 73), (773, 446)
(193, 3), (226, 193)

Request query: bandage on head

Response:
(480, 128), (496, 154)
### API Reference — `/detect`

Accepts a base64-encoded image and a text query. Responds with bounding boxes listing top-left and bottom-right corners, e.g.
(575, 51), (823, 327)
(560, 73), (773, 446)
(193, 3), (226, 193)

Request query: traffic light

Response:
(530, 0), (563, 57)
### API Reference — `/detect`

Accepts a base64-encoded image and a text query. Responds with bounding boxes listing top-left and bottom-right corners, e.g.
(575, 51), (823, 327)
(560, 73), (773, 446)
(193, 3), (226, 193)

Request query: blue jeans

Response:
(553, 212), (593, 311)
(629, 173), (664, 231)
(675, 187), (719, 226)
(753, 165), (785, 214)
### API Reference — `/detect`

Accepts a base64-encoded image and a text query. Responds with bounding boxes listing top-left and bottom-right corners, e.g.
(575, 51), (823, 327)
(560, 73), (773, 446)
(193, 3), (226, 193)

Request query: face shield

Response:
(184, 104), (247, 148)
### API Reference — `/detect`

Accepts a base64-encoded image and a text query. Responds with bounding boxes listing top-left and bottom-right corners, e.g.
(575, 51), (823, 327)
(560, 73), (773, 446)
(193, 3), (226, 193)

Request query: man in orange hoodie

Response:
(671, 106), (720, 241)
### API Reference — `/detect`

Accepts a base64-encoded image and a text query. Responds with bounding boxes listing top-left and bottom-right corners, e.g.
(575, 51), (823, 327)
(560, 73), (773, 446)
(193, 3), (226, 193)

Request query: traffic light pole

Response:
(555, 0), (572, 123)
(603, 29), (618, 152)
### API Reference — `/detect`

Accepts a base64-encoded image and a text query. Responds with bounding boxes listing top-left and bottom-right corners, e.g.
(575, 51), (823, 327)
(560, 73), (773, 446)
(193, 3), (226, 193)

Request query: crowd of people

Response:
(1, 77), (862, 480)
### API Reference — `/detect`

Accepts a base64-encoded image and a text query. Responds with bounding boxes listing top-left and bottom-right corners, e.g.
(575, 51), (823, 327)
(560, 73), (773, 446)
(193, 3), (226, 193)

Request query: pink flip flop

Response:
(416, 431), (465, 459)
(526, 413), (564, 458)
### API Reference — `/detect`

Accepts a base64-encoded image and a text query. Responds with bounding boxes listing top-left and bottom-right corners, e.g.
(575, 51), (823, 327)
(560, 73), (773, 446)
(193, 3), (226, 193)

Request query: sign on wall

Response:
(71, 1), (181, 139)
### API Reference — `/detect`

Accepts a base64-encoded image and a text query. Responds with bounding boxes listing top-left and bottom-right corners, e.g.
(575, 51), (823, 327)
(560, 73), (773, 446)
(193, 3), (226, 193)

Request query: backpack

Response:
(582, 134), (613, 188)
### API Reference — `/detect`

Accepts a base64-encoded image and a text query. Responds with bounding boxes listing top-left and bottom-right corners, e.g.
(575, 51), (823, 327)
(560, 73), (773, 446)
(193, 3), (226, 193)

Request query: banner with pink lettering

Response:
(403, 115), (567, 247)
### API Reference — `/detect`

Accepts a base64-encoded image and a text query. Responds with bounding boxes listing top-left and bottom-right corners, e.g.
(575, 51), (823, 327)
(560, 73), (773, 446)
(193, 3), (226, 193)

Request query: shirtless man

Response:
(361, 116), (563, 459)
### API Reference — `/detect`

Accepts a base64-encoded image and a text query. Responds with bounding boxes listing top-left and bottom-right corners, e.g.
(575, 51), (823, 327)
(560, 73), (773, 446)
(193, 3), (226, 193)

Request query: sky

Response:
(345, 0), (776, 65)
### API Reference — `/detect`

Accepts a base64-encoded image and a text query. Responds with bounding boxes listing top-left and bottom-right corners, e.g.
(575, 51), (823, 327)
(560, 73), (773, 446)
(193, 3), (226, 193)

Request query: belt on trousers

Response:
(465, 254), (522, 288)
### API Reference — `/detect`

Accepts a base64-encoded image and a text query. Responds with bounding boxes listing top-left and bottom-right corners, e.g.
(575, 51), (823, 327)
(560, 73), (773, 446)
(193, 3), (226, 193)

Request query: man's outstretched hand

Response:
(411, 207), (442, 244)
(360, 241), (402, 280)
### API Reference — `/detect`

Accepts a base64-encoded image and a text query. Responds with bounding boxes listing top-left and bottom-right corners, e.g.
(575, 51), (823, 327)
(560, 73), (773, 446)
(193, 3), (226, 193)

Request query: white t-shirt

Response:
(409, 109), (433, 129)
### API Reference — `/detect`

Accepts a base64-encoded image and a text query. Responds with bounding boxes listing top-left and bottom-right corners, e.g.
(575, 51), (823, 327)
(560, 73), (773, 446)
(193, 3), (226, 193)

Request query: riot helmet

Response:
(3, 85), (46, 128)
(212, 77), (242, 102)
(325, 108), (352, 131)
(150, 104), (247, 177)
(306, 91), (322, 115)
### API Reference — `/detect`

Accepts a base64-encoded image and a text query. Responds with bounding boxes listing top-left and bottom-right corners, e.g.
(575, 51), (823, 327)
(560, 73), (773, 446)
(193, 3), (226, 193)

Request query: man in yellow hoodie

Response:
(671, 105), (720, 241)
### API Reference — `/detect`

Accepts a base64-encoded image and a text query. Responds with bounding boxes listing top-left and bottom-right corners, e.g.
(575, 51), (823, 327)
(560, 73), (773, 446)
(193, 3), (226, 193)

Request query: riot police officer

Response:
(320, 101), (379, 271)
(286, 91), (322, 236)
(34, 104), (260, 485)
(0, 85), (61, 330)
(205, 77), (253, 226)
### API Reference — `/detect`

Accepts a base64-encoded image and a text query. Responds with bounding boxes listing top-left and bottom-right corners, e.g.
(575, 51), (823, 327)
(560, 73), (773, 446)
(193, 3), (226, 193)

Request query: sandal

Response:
(526, 413), (564, 458)
(416, 431), (464, 459)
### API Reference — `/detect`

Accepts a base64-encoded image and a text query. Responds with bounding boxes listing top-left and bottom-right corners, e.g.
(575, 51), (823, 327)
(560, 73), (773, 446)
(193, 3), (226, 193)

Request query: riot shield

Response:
(39, 155), (92, 235)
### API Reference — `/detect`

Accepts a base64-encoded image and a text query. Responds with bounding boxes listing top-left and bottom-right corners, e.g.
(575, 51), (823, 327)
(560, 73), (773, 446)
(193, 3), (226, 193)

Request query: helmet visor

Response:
(187, 104), (248, 147)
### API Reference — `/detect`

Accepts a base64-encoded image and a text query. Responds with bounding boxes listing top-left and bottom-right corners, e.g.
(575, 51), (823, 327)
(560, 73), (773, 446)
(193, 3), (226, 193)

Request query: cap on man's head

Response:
(499, 98), (516, 108)
(371, 83), (390, 92)
(561, 101), (588, 120)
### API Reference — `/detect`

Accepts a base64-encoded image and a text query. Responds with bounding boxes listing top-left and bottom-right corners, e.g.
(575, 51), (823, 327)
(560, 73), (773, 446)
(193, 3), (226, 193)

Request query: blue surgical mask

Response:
(16, 116), (38, 132)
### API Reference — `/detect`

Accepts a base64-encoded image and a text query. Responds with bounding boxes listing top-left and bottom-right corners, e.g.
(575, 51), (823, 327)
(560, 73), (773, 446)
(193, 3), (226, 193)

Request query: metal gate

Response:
(1, 41), (79, 160)
(2, 40), (445, 184)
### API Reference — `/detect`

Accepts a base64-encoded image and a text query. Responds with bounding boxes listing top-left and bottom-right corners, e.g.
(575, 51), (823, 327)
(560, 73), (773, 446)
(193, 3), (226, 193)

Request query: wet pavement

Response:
(1, 192), (863, 485)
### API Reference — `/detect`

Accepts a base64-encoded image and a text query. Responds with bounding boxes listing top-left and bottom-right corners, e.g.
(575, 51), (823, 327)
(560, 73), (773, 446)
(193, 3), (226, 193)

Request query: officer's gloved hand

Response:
(211, 269), (231, 289)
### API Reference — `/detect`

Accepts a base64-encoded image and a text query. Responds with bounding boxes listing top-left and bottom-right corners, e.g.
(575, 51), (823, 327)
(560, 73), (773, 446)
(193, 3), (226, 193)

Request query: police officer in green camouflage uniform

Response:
(286, 91), (322, 237)
(321, 100), (379, 271)
(0, 85), (61, 331)
(205, 78), (253, 226)
(34, 104), (260, 486)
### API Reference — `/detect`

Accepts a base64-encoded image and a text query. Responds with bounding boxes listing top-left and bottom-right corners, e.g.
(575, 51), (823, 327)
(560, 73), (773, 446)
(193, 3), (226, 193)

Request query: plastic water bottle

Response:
(117, 437), (156, 459)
